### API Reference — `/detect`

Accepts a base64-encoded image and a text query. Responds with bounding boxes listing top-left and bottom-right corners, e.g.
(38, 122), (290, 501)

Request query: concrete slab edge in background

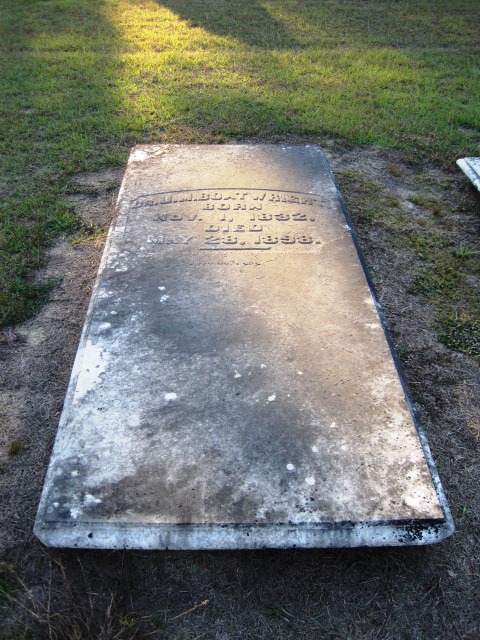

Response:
(457, 157), (480, 192)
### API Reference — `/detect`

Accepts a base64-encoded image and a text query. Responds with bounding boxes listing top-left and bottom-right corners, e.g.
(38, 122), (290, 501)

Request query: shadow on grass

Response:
(0, 0), (125, 326)
(156, 0), (299, 48)
(156, 0), (480, 50)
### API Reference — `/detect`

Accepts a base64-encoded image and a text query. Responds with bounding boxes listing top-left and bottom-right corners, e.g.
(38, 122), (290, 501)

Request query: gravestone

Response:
(35, 145), (453, 549)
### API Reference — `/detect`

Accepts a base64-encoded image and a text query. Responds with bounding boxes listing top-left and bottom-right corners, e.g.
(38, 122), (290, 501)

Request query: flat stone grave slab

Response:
(35, 145), (454, 549)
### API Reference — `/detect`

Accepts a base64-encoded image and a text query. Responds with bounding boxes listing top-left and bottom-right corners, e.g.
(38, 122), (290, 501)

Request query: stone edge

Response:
(34, 518), (453, 550)
(457, 158), (480, 192)
(326, 151), (455, 544)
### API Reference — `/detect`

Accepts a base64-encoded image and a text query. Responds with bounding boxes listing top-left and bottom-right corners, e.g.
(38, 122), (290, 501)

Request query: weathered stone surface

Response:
(457, 157), (480, 191)
(35, 145), (453, 549)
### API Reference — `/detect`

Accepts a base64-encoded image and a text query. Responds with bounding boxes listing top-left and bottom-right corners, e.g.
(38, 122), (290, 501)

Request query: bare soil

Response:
(0, 146), (478, 639)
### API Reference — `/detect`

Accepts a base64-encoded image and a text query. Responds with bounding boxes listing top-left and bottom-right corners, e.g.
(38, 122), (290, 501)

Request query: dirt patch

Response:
(0, 170), (121, 551)
(0, 149), (478, 639)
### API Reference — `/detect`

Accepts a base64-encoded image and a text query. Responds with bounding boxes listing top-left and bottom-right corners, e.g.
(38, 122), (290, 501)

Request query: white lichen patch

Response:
(69, 507), (81, 520)
(297, 371), (303, 375)
(159, 294), (170, 303)
(305, 476), (316, 486)
(98, 322), (111, 332)
(84, 494), (102, 507)
(158, 286), (166, 291)
(74, 340), (109, 401)
(234, 371), (242, 378)
(164, 392), (177, 402)
(97, 290), (113, 300)
(311, 445), (319, 453)
(129, 149), (149, 162)
(286, 463), (295, 471)
(267, 394), (276, 402)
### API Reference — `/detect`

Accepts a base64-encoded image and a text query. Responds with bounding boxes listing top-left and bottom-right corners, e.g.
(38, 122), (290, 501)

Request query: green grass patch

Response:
(0, 0), (479, 327)
(438, 315), (480, 358)
(408, 194), (444, 215)
(337, 170), (480, 359)
(335, 170), (402, 223)
(411, 240), (480, 356)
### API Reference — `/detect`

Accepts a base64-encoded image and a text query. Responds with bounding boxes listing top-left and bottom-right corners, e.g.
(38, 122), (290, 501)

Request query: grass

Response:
(336, 168), (480, 357)
(0, 0), (479, 328)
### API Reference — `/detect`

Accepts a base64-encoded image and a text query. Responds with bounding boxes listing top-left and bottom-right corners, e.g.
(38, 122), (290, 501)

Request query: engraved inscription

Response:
(147, 235), (193, 245)
(132, 189), (325, 252)
(133, 190), (321, 208)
